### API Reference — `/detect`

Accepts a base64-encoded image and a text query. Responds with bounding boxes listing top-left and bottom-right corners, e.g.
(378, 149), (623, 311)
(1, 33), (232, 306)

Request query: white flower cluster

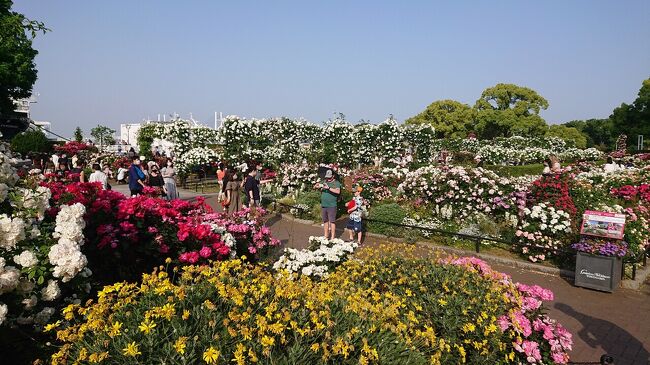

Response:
(0, 143), (20, 187)
(0, 214), (26, 250)
(0, 257), (20, 295)
(15, 186), (51, 219)
(521, 203), (572, 235)
(398, 165), (519, 220)
(41, 279), (61, 301)
(13, 250), (38, 269)
(175, 147), (221, 174)
(402, 216), (441, 238)
(273, 236), (358, 279)
(209, 224), (237, 258)
(48, 203), (87, 282)
(0, 302), (7, 325)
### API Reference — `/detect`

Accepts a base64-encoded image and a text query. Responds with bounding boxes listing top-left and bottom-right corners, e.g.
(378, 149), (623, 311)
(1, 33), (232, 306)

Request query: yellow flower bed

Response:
(48, 244), (541, 364)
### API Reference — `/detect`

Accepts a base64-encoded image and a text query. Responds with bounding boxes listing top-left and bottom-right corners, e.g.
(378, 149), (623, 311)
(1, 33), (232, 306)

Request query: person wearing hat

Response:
(314, 169), (341, 240)
(345, 185), (367, 243)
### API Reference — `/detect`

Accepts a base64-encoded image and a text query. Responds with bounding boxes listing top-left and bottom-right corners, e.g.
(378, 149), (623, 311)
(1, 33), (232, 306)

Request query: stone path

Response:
(207, 198), (650, 364)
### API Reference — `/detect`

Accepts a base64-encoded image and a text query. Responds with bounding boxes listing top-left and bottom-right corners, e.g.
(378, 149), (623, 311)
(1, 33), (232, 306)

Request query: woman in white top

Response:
(161, 160), (178, 200)
(88, 163), (109, 189)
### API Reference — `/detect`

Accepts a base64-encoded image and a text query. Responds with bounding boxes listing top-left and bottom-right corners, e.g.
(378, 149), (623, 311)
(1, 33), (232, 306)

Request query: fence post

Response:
(474, 238), (481, 253)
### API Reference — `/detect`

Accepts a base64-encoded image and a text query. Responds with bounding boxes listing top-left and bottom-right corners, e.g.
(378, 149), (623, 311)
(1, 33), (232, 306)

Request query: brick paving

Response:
(206, 198), (650, 364)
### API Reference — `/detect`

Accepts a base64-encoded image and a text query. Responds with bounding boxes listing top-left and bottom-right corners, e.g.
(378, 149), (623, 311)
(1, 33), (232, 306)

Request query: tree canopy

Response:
(90, 125), (115, 149)
(0, 0), (47, 116)
(405, 100), (476, 138)
(546, 124), (587, 149)
(73, 127), (83, 142)
(10, 129), (50, 155)
(609, 78), (650, 141)
(474, 84), (549, 139)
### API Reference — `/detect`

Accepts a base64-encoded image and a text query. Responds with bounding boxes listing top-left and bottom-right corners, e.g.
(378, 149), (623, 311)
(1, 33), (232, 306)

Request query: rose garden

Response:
(0, 109), (649, 364)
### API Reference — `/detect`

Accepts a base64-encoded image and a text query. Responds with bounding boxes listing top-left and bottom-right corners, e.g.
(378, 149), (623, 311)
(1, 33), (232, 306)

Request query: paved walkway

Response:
(207, 198), (650, 364)
(111, 182), (218, 201)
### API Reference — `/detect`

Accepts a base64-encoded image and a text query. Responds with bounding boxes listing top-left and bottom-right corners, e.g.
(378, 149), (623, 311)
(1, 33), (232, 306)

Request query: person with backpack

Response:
(314, 169), (341, 240)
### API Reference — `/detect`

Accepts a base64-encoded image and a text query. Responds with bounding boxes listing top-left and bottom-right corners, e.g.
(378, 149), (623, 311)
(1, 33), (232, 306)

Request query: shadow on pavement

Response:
(554, 303), (650, 365)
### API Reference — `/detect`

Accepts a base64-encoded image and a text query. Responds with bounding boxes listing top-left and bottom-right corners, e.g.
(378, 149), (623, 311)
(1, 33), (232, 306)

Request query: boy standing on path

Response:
(315, 169), (341, 240)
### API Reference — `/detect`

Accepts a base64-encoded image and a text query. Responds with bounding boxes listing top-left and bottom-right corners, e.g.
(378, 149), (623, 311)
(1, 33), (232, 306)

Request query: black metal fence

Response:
(270, 199), (649, 281)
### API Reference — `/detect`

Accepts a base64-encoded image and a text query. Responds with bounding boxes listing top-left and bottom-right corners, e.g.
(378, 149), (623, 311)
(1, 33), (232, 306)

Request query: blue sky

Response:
(14, 0), (650, 138)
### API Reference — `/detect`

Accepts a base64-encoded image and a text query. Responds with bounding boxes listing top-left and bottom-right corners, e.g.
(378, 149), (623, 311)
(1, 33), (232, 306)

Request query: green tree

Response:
(474, 83), (549, 139)
(90, 124), (115, 151)
(10, 129), (50, 155)
(73, 126), (83, 142)
(564, 119), (615, 149)
(405, 99), (476, 138)
(609, 78), (650, 149)
(546, 124), (587, 149)
(0, 0), (48, 116)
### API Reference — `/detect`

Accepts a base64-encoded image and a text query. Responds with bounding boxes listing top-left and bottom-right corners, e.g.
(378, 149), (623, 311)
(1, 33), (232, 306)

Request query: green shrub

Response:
(295, 191), (321, 208)
(367, 203), (406, 237)
(10, 130), (51, 156)
(486, 164), (544, 177)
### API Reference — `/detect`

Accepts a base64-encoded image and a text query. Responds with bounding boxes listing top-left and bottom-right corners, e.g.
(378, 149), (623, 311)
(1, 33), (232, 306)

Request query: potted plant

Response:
(572, 237), (627, 292)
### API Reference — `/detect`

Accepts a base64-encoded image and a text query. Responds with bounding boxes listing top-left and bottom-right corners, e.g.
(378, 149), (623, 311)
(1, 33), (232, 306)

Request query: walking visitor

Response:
(128, 156), (146, 196)
(315, 169), (341, 240)
(147, 165), (167, 198)
(225, 171), (243, 214)
(244, 167), (261, 208)
(161, 160), (178, 200)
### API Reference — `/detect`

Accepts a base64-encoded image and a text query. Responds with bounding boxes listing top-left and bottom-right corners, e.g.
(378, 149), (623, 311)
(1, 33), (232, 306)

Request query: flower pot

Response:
(574, 252), (622, 293)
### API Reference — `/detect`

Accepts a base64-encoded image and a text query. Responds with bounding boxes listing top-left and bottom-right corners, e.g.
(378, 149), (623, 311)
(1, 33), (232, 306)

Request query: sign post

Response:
(575, 211), (626, 292)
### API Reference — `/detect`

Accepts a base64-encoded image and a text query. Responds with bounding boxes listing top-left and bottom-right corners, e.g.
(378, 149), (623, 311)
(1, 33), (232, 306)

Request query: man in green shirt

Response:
(315, 169), (341, 240)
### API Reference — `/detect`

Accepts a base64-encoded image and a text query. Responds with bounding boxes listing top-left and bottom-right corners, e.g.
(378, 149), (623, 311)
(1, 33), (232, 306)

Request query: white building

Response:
(120, 123), (142, 150)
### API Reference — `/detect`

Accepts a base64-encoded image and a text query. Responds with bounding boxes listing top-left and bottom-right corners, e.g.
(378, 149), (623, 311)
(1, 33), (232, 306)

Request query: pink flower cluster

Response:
(445, 256), (572, 364)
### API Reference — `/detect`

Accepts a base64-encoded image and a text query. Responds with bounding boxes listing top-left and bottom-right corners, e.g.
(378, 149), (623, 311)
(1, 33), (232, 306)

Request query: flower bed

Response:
(48, 244), (572, 364)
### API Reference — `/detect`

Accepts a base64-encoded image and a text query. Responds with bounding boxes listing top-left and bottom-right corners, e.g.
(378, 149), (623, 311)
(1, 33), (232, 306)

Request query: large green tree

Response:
(474, 83), (549, 139)
(0, 0), (47, 116)
(90, 124), (115, 150)
(546, 124), (587, 148)
(609, 78), (650, 147)
(405, 99), (476, 138)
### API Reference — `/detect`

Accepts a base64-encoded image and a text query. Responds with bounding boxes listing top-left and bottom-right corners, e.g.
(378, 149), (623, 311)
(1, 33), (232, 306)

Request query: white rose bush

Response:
(273, 236), (358, 279)
(0, 143), (92, 329)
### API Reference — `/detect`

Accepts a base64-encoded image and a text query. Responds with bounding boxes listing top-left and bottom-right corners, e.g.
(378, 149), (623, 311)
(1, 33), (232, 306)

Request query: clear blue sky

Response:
(15, 0), (650, 138)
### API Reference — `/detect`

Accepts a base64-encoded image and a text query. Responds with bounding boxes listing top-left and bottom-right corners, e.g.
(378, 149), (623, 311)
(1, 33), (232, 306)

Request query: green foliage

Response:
(475, 83), (549, 139)
(10, 129), (50, 155)
(367, 203), (406, 237)
(609, 78), (650, 148)
(546, 125), (587, 149)
(405, 99), (476, 138)
(90, 125), (115, 148)
(564, 119), (615, 150)
(137, 124), (157, 158)
(73, 127), (83, 142)
(485, 164), (544, 177)
(0, 0), (48, 116)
